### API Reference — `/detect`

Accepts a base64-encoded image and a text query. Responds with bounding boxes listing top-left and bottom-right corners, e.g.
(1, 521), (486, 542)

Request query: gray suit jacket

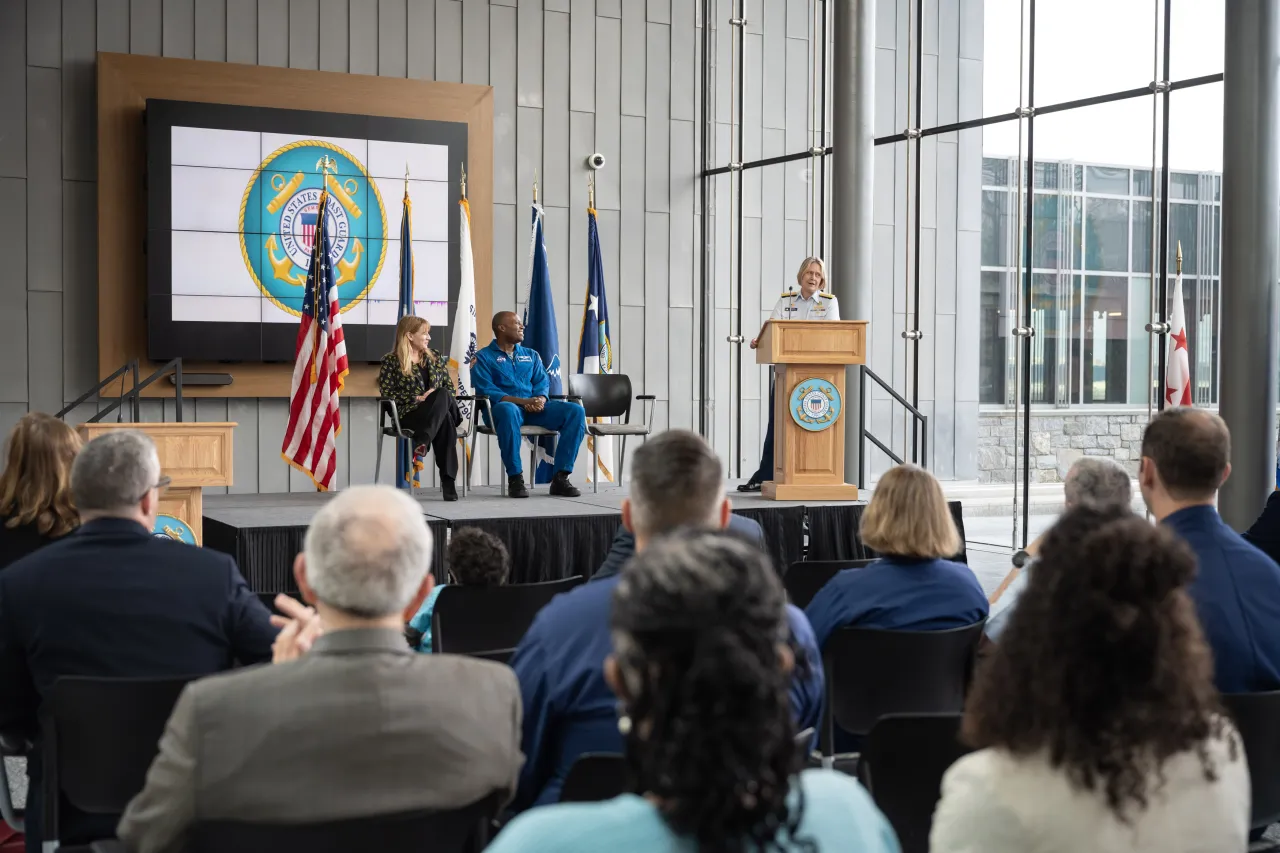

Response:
(117, 628), (523, 853)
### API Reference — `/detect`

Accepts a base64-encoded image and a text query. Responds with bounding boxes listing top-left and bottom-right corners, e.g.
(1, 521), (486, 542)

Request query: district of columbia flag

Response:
(396, 189), (423, 489)
(282, 190), (349, 491)
(449, 196), (481, 486)
(1165, 265), (1193, 408)
(576, 206), (614, 484)
(523, 202), (562, 485)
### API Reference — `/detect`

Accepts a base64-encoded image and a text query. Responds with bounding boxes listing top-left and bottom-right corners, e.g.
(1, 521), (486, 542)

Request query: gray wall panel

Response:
(257, 398), (290, 492)
(620, 0), (644, 116)
(378, 0), (407, 76)
(349, 0), (377, 74)
(27, 0), (59, 68)
(665, 305), (691, 428)
(62, 180), (96, 400)
(874, 46), (895, 136)
(921, 135), (937, 229)
(0, 179), (26, 402)
(645, 23), (669, 212)
(162, 0), (194, 58)
(516, 105), (542, 216)
(785, 0), (805, 39)
(739, 215), (762, 401)
(28, 291), (62, 415)
(598, 0), (619, 16)
(669, 0), (694, 121)
(97, 2), (128, 54)
(257, 0), (290, 66)
(195, 0), (228, 61)
(227, 400), (259, 493)
(320, 0), (350, 71)
(597, 207), (621, 328)
(936, 140), (958, 314)
(290, 0), (321, 69)
(959, 0), (981, 60)
(618, 305), (645, 399)
(542, 12), (570, 207)
(569, 0), (593, 112)
(435, 0), (462, 82)
(129, 0), (162, 55)
(27, 67), (60, 293)
(517, 0), (543, 107)
(226, 0), (258, 63)
(762, 0), (785, 129)
(668, 119), (694, 308)
(0, 3), (25, 179)
(643, 212), (669, 399)
(62, 0), (95, 182)
(711, 306), (729, 456)
(783, 36), (807, 153)
(619, 113), (644, 305)
(491, 5), (516, 202)
(462, 0), (489, 84)
(648, 0), (670, 24)
(545, 0), (568, 12)
(0, 404), (28, 439)
(492, 202), (517, 315)
(593, 16), (621, 210)
(543, 204), (570, 367)
(567, 107), (594, 209)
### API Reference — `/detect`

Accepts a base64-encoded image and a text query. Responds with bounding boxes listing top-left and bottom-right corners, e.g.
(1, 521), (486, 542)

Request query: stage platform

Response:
(203, 484), (966, 595)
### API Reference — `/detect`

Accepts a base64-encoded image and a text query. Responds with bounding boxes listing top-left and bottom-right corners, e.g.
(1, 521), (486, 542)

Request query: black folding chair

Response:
(375, 396), (477, 495)
(1222, 690), (1280, 837)
(858, 713), (971, 853)
(469, 395), (581, 492)
(189, 793), (501, 853)
(783, 559), (875, 609)
(567, 374), (656, 491)
(40, 676), (195, 850)
(432, 576), (585, 656)
(559, 753), (628, 803)
(820, 621), (985, 767)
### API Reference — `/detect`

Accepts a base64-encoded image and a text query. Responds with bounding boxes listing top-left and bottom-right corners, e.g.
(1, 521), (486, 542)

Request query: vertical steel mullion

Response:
(1020, 0), (1037, 549)
(819, 0), (828, 259)
(734, 2), (745, 477)
(911, 0), (923, 463)
(698, 0), (713, 437)
(1157, 0), (1172, 411)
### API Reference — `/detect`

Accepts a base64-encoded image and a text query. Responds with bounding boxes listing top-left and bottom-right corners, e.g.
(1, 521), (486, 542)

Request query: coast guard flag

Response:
(449, 195), (480, 486)
(523, 203), (561, 485)
(282, 191), (349, 491)
(1165, 267), (1192, 407)
(576, 206), (614, 484)
(396, 190), (422, 489)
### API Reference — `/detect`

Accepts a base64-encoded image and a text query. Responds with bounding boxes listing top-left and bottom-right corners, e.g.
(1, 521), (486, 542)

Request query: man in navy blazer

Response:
(592, 513), (768, 580)
(509, 430), (824, 811)
(0, 430), (277, 853)
(1140, 408), (1280, 694)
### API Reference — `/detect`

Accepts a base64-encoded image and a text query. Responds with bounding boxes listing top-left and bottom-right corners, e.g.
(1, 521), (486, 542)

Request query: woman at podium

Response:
(739, 257), (839, 493)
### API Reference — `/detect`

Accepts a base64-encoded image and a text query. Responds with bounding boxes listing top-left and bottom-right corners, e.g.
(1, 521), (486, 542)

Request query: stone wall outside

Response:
(977, 411), (1151, 484)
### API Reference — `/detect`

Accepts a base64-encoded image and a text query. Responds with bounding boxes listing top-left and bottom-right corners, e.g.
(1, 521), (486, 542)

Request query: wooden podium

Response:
(76, 422), (235, 545)
(756, 320), (867, 501)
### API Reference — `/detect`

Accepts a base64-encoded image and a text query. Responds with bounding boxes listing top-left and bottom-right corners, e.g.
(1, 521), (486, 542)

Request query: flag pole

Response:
(461, 162), (467, 200)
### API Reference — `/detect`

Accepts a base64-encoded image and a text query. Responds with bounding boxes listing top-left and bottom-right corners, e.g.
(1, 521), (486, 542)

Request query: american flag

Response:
(282, 190), (348, 490)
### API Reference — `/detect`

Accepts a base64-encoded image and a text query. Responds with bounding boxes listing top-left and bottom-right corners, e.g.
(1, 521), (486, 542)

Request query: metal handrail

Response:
(57, 360), (141, 423)
(857, 364), (928, 488)
(92, 359), (184, 423)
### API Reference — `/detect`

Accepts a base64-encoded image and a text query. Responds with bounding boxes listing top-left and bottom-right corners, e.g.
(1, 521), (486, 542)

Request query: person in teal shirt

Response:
(405, 527), (509, 652)
(488, 530), (900, 853)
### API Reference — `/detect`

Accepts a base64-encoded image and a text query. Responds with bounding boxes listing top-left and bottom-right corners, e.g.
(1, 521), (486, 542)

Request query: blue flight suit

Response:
(471, 340), (587, 477)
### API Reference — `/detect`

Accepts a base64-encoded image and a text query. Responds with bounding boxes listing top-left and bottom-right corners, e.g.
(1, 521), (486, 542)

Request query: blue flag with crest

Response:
(576, 206), (614, 483)
(523, 203), (561, 485)
(395, 191), (421, 489)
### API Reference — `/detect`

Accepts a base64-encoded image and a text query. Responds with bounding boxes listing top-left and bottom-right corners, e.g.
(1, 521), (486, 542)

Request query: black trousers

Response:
(399, 391), (460, 481)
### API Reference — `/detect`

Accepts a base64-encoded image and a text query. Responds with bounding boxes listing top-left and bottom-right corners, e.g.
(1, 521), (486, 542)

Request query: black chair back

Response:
(1223, 690), (1280, 830)
(822, 621), (985, 746)
(859, 713), (970, 853)
(569, 374), (633, 419)
(784, 560), (875, 609)
(559, 753), (628, 803)
(40, 676), (194, 839)
(432, 576), (585, 655)
(190, 794), (500, 853)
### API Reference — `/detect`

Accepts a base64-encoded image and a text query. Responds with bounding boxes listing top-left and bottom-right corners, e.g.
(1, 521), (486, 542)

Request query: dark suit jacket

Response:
(0, 517), (277, 848)
(0, 514), (64, 571)
(1244, 490), (1280, 568)
(592, 513), (768, 581)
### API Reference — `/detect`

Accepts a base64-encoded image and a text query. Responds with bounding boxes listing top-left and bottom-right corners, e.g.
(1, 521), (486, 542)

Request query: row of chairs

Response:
(374, 373), (656, 493)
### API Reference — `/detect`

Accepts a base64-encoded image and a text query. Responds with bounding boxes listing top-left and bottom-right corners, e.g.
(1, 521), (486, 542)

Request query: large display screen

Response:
(146, 99), (467, 363)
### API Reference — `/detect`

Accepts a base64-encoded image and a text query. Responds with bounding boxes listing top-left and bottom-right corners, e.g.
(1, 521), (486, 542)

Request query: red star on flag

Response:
(1171, 328), (1188, 352)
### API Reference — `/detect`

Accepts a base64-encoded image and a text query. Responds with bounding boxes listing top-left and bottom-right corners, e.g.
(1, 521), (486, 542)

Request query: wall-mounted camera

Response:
(586, 153), (607, 170)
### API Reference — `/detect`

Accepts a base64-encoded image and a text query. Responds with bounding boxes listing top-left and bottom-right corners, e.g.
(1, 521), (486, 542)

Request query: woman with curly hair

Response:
(488, 530), (900, 853)
(0, 413), (83, 569)
(931, 507), (1248, 853)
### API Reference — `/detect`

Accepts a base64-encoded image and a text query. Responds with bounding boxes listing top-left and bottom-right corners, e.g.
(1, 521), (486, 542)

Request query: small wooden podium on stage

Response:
(756, 320), (867, 501)
(76, 422), (235, 545)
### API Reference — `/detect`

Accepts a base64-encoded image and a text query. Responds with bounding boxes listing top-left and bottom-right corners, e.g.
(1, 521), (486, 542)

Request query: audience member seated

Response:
(804, 463), (988, 650)
(0, 413), (82, 570)
(118, 486), (524, 853)
(985, 456), (1131, 640)
(509, 430), (824, 810)
(406, 526), (511, 652)
(0, 430), (277, 853)
(931, 508), (1248, 853)
(593, 512), (766, 580)
(1244, 487), (1280, 567)
(489, 530), (900, 853)
(1140, 407), (1280, 692)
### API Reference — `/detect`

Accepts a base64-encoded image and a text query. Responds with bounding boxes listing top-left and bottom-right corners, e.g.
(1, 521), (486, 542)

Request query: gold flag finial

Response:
(588, 173), (595, 210)
(315, 154), (337, 175)
(1177, 240), (1183, 275)
(403, 162), (410, 201)
(533, 169), (539, 205)
(460, 162), (467, 199)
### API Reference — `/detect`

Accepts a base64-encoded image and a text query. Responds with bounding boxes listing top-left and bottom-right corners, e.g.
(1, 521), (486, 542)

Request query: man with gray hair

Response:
(0, 429), (277, 852)
(985, 456), (1133, 641)
(119, 486), (522, 853)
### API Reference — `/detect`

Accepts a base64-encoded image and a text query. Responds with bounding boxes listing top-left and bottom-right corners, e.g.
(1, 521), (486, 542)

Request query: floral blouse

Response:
(378, 349), (455, 417)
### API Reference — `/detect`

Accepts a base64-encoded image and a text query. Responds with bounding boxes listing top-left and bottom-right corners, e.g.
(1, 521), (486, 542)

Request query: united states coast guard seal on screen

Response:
(239, 141), (388, 316)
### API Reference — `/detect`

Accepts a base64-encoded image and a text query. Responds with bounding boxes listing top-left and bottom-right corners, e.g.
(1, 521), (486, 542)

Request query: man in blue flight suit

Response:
(471, 311), (587, 498)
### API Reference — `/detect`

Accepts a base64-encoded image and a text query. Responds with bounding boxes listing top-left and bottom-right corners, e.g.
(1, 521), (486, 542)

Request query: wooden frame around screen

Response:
(97, 52), (494, 398)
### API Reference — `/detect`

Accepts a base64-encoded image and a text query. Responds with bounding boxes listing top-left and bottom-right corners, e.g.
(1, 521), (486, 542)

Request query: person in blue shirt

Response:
(509, 430), (825, 811)
(1139, 406), (1280, 693)
(804, 463), (988, 651)
(489, 529), (899, 853)
(406, 527), (509, 652)
(470, 311), (587, 499)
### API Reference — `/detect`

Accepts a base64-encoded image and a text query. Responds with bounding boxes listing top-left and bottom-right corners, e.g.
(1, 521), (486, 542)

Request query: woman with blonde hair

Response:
(739, 257), (839, 493)
(377, 315), (461, 501)
(0, 412), (83, 568)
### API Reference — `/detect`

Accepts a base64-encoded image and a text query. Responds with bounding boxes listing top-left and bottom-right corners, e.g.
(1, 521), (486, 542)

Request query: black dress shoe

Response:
(736, 479), (763, 493)
(441, 478), (458, 502)
(508, 475), (530, 498)
(548, 471), (581, 497)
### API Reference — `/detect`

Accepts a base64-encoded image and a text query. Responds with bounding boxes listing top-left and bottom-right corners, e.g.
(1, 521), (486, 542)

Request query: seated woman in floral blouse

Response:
(378, 315), (462, 501)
